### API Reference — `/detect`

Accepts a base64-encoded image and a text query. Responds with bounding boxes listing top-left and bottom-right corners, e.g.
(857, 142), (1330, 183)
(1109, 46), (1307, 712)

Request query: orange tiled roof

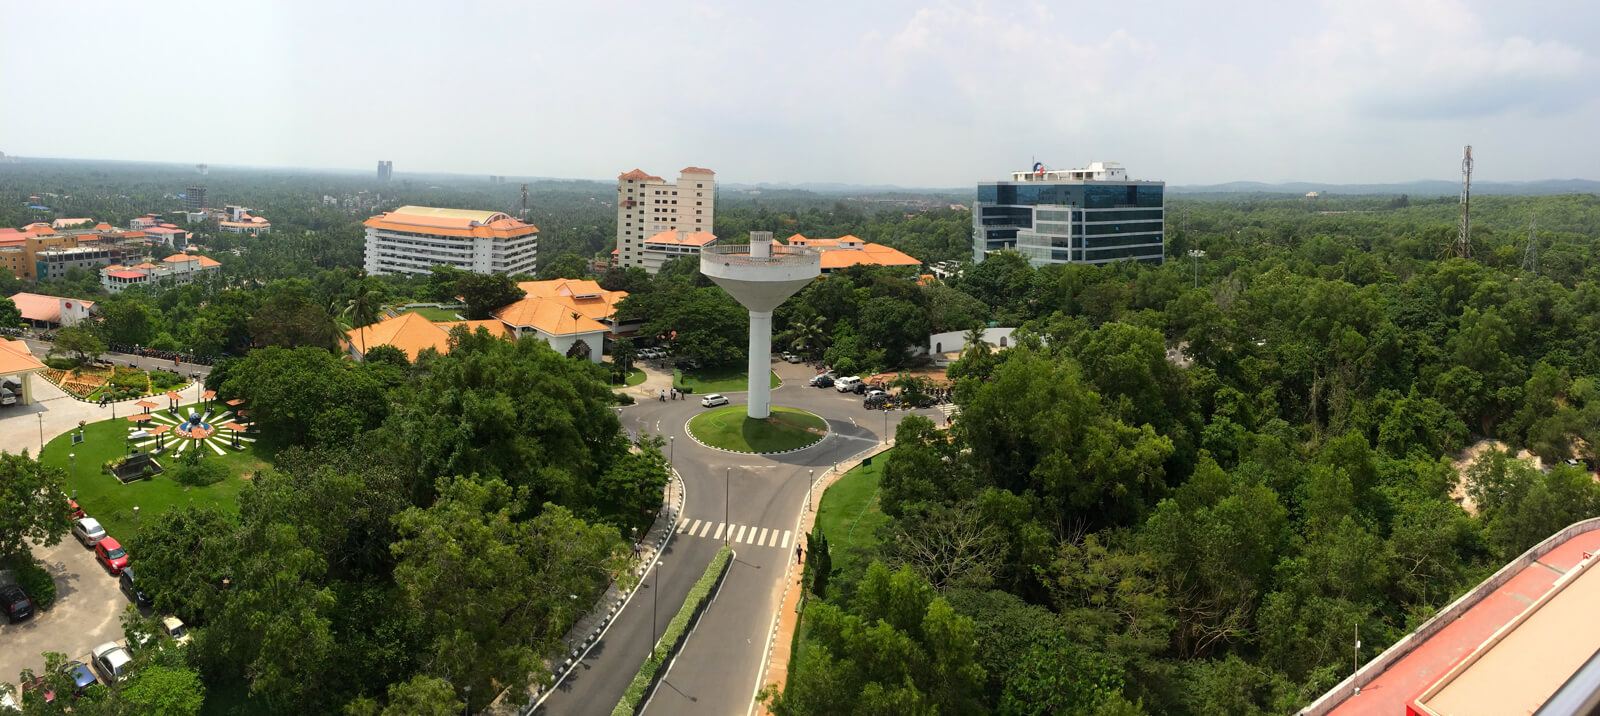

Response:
(643, 230), (718, 247)
(681, 166), (715, 175)
(163, 253), (197, 263)
(819, 242), (921, 270)
(618, 169), (664, 182)
(494, 296), (610, 336)
(6, 292), (95, 323)
(516, 279), (628, 323)
(435, 319), (512, 340)
(345, 313), (453, 360)
(93, 222), (113, 231)
(0, 338), (46, 374)
(196, 256), (222, 268)
(130, 262), (158, 270)
(363, 206), (538, 239)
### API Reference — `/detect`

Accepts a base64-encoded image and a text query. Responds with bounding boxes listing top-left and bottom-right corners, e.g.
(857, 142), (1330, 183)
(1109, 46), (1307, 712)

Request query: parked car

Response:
(94, 538), (129, 575)
(2, 584), (33, 623)
(851, 382), (870, 395)
(811, 375), (834, 388)
(90, 642), (133, 684)
(24, 659), (101, 705)
(864, 393), (891, 409)
(161, 616), (192, 646)
(675, 358), (701, 371)
(120, 568), (153, 609)
(0, 388), (15, 406)
(835, 376), (862, 393)
(72, 517), (107, 547)
(787, 353), (804, 363)
(701, 393), (729, 408)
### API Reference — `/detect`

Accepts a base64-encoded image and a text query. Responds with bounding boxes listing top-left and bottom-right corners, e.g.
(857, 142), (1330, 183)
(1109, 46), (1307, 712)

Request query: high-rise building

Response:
(973, 162), (1164, 266)
(615, 167), (714, 273)
(184, 186), (206, 210)
(377, 161), (393, 182)
(363, 205), (538, 276)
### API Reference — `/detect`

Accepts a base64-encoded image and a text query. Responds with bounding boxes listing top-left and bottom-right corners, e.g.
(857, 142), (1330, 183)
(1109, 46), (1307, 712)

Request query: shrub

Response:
(45, 357), (79, 370)
(110, 370), (148, 390)
(171, 456), (227, 487)
(612, 546), (733, 715)
(4, 555), (57, 610)
(149, 370), (185, 390)
(140, 465), (155, 480)
(615, 392), (636, 406)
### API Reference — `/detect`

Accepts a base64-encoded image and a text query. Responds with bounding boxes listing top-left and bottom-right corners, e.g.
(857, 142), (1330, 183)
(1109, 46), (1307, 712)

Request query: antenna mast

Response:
(1522, 217), (1539, 274)
(519, 183), (528, 220)
(1456, 145), (1473, 259)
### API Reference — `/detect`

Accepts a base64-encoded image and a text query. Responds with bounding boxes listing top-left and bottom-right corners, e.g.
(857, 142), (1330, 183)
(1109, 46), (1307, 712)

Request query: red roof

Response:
(681, 166), (715, 175)
(106, 270), (147, 279)
(618, 169), (664, 182)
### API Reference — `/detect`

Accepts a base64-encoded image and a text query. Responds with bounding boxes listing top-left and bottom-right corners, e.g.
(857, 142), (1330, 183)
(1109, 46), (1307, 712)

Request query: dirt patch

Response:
(1450, 440), (1545, 516)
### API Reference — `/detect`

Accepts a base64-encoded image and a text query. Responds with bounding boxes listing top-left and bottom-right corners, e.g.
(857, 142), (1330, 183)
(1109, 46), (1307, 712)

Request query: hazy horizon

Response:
(4, 1), (1597, 187)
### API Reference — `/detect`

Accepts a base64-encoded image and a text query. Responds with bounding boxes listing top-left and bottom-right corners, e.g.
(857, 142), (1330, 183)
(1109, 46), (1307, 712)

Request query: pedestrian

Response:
(659, 389), (666, 402)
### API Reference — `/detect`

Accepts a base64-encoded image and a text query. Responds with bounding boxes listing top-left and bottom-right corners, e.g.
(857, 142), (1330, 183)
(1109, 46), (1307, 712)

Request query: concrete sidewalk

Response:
(1, 377), (208, 458)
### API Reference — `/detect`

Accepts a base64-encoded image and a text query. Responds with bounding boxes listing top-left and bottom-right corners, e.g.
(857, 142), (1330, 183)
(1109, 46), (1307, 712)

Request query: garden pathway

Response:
(1, 379), (207, 458)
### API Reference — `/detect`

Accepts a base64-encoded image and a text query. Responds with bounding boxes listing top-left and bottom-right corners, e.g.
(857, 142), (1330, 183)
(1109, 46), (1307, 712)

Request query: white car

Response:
(162, 616), (192, 646)
(72, 517), (107, 547)
(91, 642), (133, 683)
(835, 376), (862, 393)
(700, 394), (729, 408)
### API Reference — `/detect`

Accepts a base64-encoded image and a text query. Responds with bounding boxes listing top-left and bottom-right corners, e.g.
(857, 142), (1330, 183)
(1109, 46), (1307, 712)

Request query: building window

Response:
(696, 201), (702, 205)
(697, 184), (703, 188)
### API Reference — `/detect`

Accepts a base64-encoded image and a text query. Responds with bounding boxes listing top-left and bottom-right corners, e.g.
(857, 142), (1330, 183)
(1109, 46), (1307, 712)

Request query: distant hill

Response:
(1169, 179), (1600, 197)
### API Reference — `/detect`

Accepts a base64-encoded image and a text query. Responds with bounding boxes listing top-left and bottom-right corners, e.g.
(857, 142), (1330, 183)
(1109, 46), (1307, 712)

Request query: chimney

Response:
(749, 231), (773, 259)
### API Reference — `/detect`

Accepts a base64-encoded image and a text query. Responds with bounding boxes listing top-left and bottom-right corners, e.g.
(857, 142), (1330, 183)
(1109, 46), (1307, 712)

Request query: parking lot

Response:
(0, 534), (133, 686)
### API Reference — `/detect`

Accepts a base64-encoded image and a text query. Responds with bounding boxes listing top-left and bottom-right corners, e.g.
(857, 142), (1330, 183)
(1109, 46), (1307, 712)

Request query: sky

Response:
(3, 0), (1597, 187)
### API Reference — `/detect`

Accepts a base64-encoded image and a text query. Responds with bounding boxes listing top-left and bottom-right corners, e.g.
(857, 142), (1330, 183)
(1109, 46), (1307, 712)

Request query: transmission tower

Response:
(519, 183), (529, 220)
(1522, 218), (1539, 274)
(1456, 145), (1473, 259)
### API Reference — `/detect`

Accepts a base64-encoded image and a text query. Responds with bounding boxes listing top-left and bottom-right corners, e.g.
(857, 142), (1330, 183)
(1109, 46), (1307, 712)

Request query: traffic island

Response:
(686, 406), (827, 454)
(612, 546), (734, 716)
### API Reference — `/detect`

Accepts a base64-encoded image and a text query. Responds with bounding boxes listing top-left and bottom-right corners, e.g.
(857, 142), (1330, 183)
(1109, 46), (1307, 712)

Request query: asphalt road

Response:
(536, 361), (945, 716)
(20, 338), (215, 379)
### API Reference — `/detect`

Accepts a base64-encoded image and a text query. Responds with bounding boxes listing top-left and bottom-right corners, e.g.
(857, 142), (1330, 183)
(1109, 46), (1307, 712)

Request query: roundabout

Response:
(685, 405), (828, 454)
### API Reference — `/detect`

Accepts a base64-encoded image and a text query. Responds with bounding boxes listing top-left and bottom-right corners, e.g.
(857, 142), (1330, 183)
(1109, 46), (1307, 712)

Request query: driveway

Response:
(0, 536), (133, 684)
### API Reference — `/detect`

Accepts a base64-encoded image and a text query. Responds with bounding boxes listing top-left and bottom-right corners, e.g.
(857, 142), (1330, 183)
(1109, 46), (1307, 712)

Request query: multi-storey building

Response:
(185, 186), (207, 210)
(100, 253), (222, 293)
(973, 161), (1165, 266)
(35, 244), (142, 281)
(377, 160), (393, 182)
(0, 233), (140, 280)
(615, 167), (714, 272)
(639, 230), (718, 273)
(363, 205), (538, 276)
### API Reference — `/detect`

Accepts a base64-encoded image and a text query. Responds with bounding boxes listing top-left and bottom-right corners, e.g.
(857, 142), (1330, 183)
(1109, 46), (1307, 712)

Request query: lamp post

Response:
(464, 685), (471, 716)
(37, 413), (43, 452)
(69, 453), (76, 499)
(883, 409), (889, 445)
(724, 467), (730, 545)
(668, 435), (674, 466)
(1187, 249), (1206, 288)
(652, 559), (661, 656)
(133, 506), (140, 529)
(808, 469), (814, 513)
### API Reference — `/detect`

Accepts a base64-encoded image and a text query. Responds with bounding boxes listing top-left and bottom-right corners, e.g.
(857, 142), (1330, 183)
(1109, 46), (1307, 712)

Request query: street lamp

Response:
(1187, 249), (1206, 288)
(69, 453), (76, 499)
(463, 685), (471, 716)
(133, 506), (140, 529)
(724, 468), (730, 545)
(668, 435), (674, 466)
(884, 409), (889, 445)
(808, 469), (814, 513)
(652, 559), (662, 656)
(37, 413), (43, 452)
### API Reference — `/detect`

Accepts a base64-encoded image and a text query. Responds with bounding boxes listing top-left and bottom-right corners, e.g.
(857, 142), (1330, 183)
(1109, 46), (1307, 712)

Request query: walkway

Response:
(1, 375), (209, 458)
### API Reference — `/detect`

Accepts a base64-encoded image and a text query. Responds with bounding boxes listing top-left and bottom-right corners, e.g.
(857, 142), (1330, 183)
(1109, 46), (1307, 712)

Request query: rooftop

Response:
(644, 230), (718, 247)
(999, 161), (1162, 184)
(364, 206), (538, 238)
(6, 292), (95, 323)
(494, 296), (611, 336)
(681, 166), (715, 175)
(345, 312), (510, 360)
(517, 279), (628, 323)
(618, 169), (665, 182)
(0, 338), (45, 375)
(783, 234), (922, 270)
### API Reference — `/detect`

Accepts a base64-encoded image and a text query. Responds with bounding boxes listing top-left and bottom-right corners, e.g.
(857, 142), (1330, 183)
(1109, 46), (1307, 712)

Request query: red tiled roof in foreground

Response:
(1310, 522), (1600, 716)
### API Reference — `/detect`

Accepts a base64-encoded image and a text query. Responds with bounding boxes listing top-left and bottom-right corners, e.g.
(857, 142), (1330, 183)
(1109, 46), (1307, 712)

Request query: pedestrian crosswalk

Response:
(676, 519), (792, 548)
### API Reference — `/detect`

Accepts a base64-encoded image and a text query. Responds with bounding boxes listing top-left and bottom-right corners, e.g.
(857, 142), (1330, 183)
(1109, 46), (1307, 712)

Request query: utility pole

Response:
(807, 469), (814, 513)
(1187, 249), (1205, 288)
(725, 468), (730, 545)
(1522, 217), (1539, 274)
(1353, 622), (1362, 695)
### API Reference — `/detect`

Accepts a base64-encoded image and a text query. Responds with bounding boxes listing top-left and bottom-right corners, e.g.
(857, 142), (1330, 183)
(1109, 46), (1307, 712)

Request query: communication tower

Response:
(1522, 218), (1540, 274)
(1456, 145), (1473, 259)
(520, 184), (529, 220)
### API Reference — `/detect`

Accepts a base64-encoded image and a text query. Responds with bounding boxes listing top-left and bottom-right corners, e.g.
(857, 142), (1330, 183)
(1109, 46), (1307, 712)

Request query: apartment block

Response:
(615, 167), (714, 273)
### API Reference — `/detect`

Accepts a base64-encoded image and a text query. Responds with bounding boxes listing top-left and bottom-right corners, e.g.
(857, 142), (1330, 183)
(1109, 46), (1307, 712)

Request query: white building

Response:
(101, 253), (222, 293)
(639, 230), (718, 273)
(615, 167), (714, 273)
(363, 205), (539, 276)
(973, 161), (1165, 267)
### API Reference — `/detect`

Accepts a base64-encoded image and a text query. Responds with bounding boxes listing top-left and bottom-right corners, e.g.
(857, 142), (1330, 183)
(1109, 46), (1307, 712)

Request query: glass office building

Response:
(973, 162), (1165, 266)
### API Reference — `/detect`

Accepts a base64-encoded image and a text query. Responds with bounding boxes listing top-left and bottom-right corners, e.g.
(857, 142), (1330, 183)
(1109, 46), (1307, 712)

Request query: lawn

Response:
(401, 306), (463, 321)
(673, 366), (781, 393)
(625, 369), (646, 386)
(36, 401), (265, 538)
(686, 405), (827, 453)
(815, 449), (891, 580)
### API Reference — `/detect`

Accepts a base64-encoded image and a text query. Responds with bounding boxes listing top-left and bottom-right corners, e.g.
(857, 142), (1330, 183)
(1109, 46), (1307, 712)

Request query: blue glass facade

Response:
(973, 174), (1164, 266)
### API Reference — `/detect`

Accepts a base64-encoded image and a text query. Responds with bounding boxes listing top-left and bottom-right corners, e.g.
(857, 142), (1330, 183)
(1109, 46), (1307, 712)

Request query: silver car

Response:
(91, 642), (133, 683)
(72, 517), (107, 547)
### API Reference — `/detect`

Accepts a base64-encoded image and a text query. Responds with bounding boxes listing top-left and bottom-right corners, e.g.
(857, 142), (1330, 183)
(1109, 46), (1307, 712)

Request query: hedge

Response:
(611, 546), (733, 716)
(3, 555), (57, 610)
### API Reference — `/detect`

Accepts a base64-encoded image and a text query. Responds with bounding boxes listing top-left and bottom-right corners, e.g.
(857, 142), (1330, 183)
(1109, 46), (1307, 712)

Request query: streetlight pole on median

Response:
(668, 435), (674, 466)
(652, 560), (661, 656)
(808, 469), (814, 513)
(37, 413), (43, 452)
(725, 467), (730, 545)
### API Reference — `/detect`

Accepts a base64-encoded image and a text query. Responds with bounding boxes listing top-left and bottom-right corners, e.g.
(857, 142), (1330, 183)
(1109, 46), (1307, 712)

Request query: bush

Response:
(612, 546), (733, 715)
(3, 556), (57, 610)
(171, 457), (227, 487)
(615, 392), (636, 406)
(149, 370), (185, 390)
(110, 370), (148, 390)
(45, 357), (79, 370)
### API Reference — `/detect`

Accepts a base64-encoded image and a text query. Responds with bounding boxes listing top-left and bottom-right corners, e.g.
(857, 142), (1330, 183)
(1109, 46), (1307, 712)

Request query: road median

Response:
(612, 545), (734, 716)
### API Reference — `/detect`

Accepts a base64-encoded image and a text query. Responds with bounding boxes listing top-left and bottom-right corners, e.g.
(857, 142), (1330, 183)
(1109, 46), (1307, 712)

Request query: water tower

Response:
(700, 232), (820, 419)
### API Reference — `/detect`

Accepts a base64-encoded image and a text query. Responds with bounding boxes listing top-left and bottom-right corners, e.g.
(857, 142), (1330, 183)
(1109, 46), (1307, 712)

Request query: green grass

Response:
(673, 366), (781, 393)
(400, 306), (463, 321)
(37, 402), (265, 538)
(815, 450), (890, 580)
(625, 369), (646, 386)
(613, 546), (733, 716)
(687, 406), (827, 453)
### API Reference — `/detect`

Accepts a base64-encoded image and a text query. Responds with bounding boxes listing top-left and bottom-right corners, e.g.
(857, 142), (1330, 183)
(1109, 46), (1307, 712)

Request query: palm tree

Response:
(343, 279), (383, 358)
(961, 324), (991, 360)
(780, 314), (830, 360)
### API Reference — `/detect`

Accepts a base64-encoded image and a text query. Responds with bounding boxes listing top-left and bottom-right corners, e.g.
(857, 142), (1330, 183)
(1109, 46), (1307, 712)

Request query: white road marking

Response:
(713, 523), (725, 540)
(698, 521), (712, 537)
(756, 528), (769, 546)
(781, 530), (792, 548)
(734, 525), (747, 543)
(680, 519), (699, 534)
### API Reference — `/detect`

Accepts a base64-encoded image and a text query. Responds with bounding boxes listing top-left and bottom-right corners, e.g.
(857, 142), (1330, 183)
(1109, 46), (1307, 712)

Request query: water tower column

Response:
(748, 310), (774, 419)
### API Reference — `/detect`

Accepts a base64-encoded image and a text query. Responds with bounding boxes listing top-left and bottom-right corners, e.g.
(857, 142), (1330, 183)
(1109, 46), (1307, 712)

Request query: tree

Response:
(537, 253), (591, 281)
(0, 296), (25, 329)
(859, 297), (931, 369)
(595, 434), (670, 529)
(218, 346), (388, 449)
(121, 665), (206, 716)
(95, 295), (158, 346)
(621, 286), (747, 367)
(50, 325), (105, 362)
(0, 451), (73, 564)
(456, 273), (525, 320)
(344, 278), (385, 356)
(249, 284), (343, 350)
(598, 265), (653, 294)
(391, 476), (624, 710)
(610, 337), (637, 381)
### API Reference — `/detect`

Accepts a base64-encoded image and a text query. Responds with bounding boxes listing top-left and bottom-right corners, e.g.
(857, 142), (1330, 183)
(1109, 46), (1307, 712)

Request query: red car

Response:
(67, 499), (85, 519)
(94, 537), (128, 574)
